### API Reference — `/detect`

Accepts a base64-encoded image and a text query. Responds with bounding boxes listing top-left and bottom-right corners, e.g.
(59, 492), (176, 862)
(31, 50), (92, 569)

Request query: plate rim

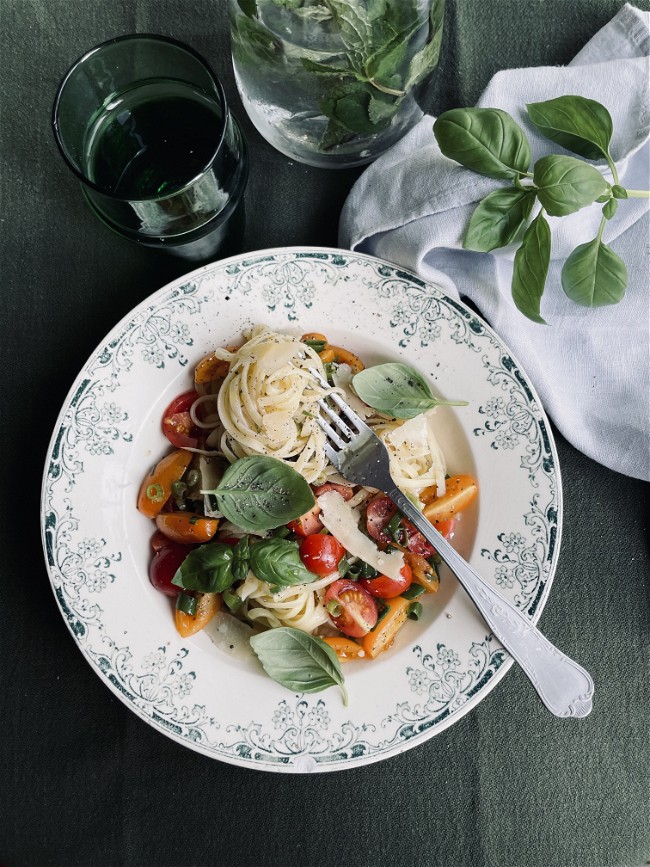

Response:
(40, 244), (563, 772)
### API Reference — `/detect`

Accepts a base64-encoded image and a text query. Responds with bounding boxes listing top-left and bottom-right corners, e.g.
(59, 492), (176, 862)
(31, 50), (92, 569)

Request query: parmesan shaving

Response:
(375, 409), (446, 499)
(317, 490), (405, 581)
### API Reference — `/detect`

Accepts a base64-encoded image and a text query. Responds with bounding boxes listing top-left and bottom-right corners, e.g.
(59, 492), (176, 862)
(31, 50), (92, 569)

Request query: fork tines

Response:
(308, 365), (365, 453)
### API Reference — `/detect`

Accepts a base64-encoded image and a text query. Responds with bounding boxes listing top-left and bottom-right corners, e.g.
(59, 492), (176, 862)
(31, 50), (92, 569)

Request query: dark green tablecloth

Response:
(1, 2), (648, 865)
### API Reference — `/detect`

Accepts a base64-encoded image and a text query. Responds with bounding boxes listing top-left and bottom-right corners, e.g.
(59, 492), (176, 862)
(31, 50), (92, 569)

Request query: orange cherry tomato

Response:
(175, 592), (221, 637)
(423, 475), (478, 524)
(322, 636), (366, 661)
(155, 512), (219, 544)
(137, 449), (193, 518)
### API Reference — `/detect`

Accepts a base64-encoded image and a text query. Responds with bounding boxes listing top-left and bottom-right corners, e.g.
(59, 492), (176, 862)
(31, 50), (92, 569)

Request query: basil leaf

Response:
(352, 362), (467, 419)
(527, 96), (613, 162)
(533, 155), (608, 216)
(561, 238), (627, 307)
(232, 536), (251, 582)
(405, 0), (444, 90)
(319, 81), (379, 135)
(433, 108), (531, 180)
(250, 627), (348, 704)
(602, 198), (618, 220)
(209, 456), (315, 533)
(368, 93), (399, 125)
(511, 212), (551, 324)
(172, 543), (236, 593)
(464, 187), (536, 252)
(249, 538), (316, 589)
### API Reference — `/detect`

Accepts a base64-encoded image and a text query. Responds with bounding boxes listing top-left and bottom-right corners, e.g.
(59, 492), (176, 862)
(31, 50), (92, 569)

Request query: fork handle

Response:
(389, 488), (594, 718)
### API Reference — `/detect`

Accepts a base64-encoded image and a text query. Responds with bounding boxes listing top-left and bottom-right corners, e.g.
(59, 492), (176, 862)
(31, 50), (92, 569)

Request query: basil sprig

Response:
(352, 362), (467, 419)
(433, 95), (649, 322)
(205, 455), (315, 533)
(250, 627), (348, 705)
(173, 536), (318, 595)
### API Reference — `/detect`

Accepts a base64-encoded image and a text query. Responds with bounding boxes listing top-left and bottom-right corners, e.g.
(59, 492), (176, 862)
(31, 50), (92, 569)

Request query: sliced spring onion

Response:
(407, 601), (423, 620)
(304, 338), (327, 353)
(176, 592), (197, 616)
(146, 483), (165, 503)
(223, 588), (242, 612)
(326, 599), (342, 617)
(402, 583), (426, 601)
(171, 480), (187, 498)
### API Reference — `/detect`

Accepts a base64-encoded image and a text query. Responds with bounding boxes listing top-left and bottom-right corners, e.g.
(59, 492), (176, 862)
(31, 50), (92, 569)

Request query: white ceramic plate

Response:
(41, 247), (561, 772)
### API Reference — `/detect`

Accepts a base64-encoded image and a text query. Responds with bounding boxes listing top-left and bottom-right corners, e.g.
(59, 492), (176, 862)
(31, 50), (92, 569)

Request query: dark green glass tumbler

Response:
(53, 34), (248, 261)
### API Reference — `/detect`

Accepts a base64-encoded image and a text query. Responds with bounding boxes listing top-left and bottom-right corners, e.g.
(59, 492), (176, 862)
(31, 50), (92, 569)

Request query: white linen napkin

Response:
(339, 4), (650, 481)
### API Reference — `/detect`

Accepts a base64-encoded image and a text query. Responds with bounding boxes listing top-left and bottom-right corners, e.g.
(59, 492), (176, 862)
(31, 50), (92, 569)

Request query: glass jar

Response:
(229, 0), (445, 168)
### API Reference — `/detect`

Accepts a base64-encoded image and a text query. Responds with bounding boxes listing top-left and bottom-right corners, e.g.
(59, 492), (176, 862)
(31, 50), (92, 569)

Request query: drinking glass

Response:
(53, 34), (249, 261)
(229, 0), (445, 169)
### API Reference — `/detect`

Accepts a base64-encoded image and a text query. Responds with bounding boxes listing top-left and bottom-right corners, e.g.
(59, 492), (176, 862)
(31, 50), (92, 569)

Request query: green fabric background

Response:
(0, 1), (648, 865)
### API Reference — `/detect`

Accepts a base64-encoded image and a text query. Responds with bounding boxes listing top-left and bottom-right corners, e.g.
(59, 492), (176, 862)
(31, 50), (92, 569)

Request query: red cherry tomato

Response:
(403, 523), (436, 558)
(365, 495), (397, 544)
(323, 579), (378, 638)
(360, 563), (413, 599)
(288, 504), (323, 537)
(299, 534), (346, 576)
(162, 390), (200, 449)
(312, 482), (355, 501)
(149, 538), (192, 597)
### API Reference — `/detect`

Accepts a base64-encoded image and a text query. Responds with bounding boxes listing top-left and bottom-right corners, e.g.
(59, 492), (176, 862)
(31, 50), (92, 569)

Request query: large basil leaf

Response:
(433, 108), (532, 180)
(250, 627), (348, 704)
(209, 456), (315, 533)
(561, 238), (627, 307)
(352, 362), (467, 419)
(172, 543), (237, 594)
(533, 155), (608, 216)
(464, 187), (536, 252)
(249, 538), (317, 589)
(511, 212), (551, 324)
(527, 96), (613, 161)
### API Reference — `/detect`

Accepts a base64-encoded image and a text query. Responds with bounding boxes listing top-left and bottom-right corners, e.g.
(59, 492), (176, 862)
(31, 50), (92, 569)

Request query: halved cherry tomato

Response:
(322, 636), (366, 661)
(405, 551), (440, 593)
(360, 563), (413, 599)
(423, 475), (478, 523)
(162, 391), (200, 449)
(362, 596), (410, 659)
(155, 512), (219, 544)
(299, 534), (346, 576)
(365, 495), (397, 545)
(194, 353), (230, 389)
(149, 538), (192, 597)
(323, 579), (378, 638)
(175, 592), (221, 637)
(312, 482), (355, 501)
(365, 494), (435, 557)
(288, 504), (323, 537)
(326, 345), (365, 372)
(137, 449), (193, 518)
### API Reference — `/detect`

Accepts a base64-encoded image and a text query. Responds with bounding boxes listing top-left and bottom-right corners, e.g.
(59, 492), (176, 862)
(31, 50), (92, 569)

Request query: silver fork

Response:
(310, 368), (594, 719)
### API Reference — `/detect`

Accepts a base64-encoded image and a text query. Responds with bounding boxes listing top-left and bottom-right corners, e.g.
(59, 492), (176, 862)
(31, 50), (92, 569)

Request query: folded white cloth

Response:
(339, 4), (650, 481)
